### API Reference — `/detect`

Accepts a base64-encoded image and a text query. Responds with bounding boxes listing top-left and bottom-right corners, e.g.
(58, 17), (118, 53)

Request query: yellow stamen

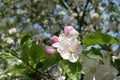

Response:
(68, 47), (74, 53)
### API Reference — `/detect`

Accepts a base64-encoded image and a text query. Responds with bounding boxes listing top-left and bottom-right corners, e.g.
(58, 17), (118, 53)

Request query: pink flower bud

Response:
(45, 46), (56, 56)
(51, 36), (59, 43)
(64, 26), (74, 36)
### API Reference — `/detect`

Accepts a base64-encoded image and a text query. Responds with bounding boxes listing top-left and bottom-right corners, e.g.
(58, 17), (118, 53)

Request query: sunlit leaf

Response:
(20, 33), (32, 46)
(83, 32), (118, 47)
(0, 52), (14, 59)
(62, 60), (82, 80)
(0, 63), (26, 76)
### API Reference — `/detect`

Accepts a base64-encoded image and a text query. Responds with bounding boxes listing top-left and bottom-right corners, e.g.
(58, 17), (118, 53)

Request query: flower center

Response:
(61, 37), (66, 41)
(68, 47), (74, 54)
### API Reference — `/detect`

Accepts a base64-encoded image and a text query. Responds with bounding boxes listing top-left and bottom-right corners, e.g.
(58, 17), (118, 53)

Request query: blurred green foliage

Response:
(0, 0), (120, 79)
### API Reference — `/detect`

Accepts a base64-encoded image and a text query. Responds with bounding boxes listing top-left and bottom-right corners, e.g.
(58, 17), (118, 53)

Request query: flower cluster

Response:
(45, 26), (83, 63)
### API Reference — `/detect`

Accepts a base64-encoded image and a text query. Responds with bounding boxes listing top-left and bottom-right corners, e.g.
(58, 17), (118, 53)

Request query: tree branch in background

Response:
(60, 0), (89, 38)
(100, 44), (111, 51)
(117, 45), (120, 56)
(78, 0), (89, 33)
(60, 0), (69, 9)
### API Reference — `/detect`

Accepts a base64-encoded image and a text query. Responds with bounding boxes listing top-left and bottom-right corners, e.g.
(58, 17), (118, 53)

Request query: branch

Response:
(60, 0), (69, 9)
(117, 45), (120, 55)
(64, 0), (78, 13)
(5, 47), (51, 79)
(60, 0), (89, 33)
(80, 73), (85, 80)
(100, 44), (111, 51)
(78, 0), (89, 33)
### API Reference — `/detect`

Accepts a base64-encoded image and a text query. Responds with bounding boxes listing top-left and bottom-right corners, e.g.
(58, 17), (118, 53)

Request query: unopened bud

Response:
(45, 46), (56, 55)
(64, 26), (74, 36)
(51, 36), (59, 43)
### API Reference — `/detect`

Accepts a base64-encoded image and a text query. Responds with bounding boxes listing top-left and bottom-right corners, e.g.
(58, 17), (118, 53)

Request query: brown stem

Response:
(78, 0), (89, 33)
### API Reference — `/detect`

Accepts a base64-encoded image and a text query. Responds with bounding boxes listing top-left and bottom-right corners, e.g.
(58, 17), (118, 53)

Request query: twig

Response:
(100, 44), (111, 51)
(78, 0), (89, 33)
(60, 0), (89, 35)
(80, 73), (85, 80)
(117, 45), (120, 56)
(5, 47), (50, 79)
(60, 0), (69, 9)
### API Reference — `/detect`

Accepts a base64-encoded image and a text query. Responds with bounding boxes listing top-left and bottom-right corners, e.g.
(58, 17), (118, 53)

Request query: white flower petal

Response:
(57, 47), (70, 59)
(52, 42), (60, 47)
(68, 53), (78, 62)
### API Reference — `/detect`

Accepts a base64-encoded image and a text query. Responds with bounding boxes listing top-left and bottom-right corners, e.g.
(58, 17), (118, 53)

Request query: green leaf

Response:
(83, 47), (103, 60)
(15, 63), (26, 71)
(113, 59), (120, 76)
(0, 63), (26, 76)
(29, 44), (46, 63)
(3, 0), (9, 3)
(0, 52), (14, 59)
(41, 52), (62, 71)
(62, 60), (82, 80)
(20, 46), (29, 64)
(20, 33), (32, 46)
(20, 39), (33, 63)
(83, 32), (118, 47)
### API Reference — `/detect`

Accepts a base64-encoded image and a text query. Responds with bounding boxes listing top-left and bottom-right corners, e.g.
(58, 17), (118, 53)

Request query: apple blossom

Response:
(51, 65), (66, 80)
(58, 10), (66, 15)
(64, 26), (79, 37)
(64, 26), (74, 36)
(51, 26), (83, 62)
(8, 28), (16, 34)
(45, 46), (56, 56)
(4, 37), (14, 44)
(1, 33), (5, 40)
(52, 33), (83, 62)
(91, 13), (99, 19)
(58, 38), (82, 62)
(82, 56), (118, 80)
